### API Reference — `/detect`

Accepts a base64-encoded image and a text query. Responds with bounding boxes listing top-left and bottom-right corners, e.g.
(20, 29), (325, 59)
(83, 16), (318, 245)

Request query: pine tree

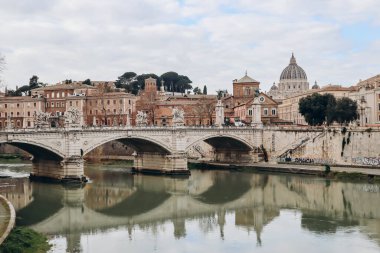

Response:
(203, 85), (207, 95)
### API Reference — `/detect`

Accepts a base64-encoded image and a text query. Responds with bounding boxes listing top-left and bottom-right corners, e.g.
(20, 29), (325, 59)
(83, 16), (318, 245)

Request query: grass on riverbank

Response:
(0, 227), (51, 253)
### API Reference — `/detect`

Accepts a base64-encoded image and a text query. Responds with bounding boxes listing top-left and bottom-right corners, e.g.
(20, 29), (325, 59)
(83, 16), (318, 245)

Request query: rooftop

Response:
(234, 71), (259, 83)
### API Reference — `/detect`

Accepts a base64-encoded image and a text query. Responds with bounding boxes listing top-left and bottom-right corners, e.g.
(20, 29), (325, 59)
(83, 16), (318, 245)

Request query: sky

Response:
(0, 0), (379, 93)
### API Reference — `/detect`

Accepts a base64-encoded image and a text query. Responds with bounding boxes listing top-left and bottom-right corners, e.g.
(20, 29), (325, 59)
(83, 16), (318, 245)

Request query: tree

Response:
(29, 75), (39, 89)
(82, 79), (92, 85)
(203, 85), (207, 95)
(193, 87), (202, 95)
(334, 97), (358, 125)
(299, 93), (358, 126)
(299, 93), (336, 126)
(115, 72), (137, 90)
(192, 97), (216, 125)
(64, 79), (72, 84)
(114, 71), (192, 95)
(161, 72), (192, 93)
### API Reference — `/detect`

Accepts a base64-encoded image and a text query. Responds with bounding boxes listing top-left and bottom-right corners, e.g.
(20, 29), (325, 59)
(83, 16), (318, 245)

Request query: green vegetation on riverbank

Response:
(0, 154), (29, 164)
(0, 227), (51, 253)
(0, 154), (23, 160)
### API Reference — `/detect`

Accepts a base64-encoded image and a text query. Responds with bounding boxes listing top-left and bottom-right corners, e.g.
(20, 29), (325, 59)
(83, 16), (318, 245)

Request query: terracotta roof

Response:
(33, 83), (96, 91)
(234, 72), (259, 83)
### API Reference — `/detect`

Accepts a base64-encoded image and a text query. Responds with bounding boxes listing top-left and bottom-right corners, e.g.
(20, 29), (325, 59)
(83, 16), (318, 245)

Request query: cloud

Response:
(0, 0), (379, 92)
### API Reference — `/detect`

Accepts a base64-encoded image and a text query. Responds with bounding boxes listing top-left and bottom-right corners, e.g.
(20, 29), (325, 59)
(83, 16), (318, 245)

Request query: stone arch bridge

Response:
(0, 126), (264, 182)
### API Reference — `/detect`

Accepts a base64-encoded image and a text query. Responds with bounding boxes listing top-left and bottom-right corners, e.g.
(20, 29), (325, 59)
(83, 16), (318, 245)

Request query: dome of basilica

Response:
(280, 53), (307, 81)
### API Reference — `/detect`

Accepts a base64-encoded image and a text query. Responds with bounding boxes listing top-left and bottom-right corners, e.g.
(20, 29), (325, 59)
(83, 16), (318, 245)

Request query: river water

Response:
(0, 162), (380, 253)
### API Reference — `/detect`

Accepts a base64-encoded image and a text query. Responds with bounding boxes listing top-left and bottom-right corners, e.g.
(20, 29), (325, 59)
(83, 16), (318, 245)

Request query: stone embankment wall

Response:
(263, 127), (380, 166)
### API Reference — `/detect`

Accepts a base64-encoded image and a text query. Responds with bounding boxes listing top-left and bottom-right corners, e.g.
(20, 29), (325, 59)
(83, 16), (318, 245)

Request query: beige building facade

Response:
(278, 85), (354, 125)
(349, 75), (380, 126)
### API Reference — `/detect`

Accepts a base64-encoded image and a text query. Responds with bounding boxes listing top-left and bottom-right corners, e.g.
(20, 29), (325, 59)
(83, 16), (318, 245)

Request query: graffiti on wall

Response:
(352, 157), (380, 166)
(278, 157), (334, 165)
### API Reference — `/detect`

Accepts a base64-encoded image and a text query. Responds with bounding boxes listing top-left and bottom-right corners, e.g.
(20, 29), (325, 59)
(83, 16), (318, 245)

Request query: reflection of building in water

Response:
(235, 207), (279, 246)
(0, 178), (33, 210)
(84, 186), (136, 210)
(13, 170), (380, 250)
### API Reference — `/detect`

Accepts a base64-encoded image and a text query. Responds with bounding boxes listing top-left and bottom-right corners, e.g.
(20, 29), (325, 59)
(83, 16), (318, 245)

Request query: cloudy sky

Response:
(0, 0), (379, 93)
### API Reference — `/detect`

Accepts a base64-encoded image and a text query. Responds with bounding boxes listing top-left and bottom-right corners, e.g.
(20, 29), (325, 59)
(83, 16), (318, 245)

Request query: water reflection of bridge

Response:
(2, 170), (380, 252)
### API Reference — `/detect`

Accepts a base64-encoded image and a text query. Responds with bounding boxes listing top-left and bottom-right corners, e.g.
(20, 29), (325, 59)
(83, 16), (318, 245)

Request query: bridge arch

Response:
(185, 133), (255, 152)
(0, 140), (65, 161)
(82, 135), (173, 157)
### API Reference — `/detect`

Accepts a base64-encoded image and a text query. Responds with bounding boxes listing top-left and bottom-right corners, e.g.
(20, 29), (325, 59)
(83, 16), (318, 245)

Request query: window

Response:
(90, 110), (92, 115)
(76, 101), (78, 106)
(27, 121), (31, 127)
(113, 109), (116, 114)
(69, 101), (73, 106)
(264, 108), (268, 116)
(272, 109), (276, 115)
(10, 112), (13, 116)
(17, 112), (20, 116)
(52, 92), (55, 98)
(17, 104), (20, 108)
(56, 102), (60, 107)
(27, 111), (30, 116)
(62, 92), (65, 97)
(113, 100), (116, 105)
(248, 109), (252, 116)
(61, 102), (65, 107)
(34, 103), (36, 107)
(47, 94), (50, 98)
(57, 93), (60, 98)
(95, 110), (98, 115)
(107, 100), (110, 105)
(89, 101), (92, 106)
(51, 102), (54, 107)
(378, 103), (380, 111)
(4, 104), (7, 109)
(46, 102), (49, 107)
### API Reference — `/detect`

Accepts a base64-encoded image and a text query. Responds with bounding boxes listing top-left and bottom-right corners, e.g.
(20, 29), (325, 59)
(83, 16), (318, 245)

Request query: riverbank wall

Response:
(263, 127), (380, 167)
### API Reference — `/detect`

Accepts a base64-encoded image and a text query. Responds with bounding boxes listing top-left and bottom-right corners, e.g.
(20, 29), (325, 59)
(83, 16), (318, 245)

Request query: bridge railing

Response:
(2, 124), (375, 133)
(0, 124), (262, 133)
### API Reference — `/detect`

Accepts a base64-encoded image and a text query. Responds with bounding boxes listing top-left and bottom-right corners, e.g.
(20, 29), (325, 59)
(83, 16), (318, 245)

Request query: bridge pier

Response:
(30, 156), (87, 183)
(133, 152), (190, 175)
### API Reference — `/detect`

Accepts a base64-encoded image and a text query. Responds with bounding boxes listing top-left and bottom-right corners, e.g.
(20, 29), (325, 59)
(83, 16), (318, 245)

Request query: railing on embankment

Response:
(0, 194), (16, 245)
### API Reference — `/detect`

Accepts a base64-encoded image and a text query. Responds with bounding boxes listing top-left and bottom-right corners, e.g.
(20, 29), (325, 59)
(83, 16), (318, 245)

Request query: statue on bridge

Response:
(65, 107), (81, 127)
(34, 111), (51, 128)
(172, 107), (185, 126)
(136, 111), (147, 127)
